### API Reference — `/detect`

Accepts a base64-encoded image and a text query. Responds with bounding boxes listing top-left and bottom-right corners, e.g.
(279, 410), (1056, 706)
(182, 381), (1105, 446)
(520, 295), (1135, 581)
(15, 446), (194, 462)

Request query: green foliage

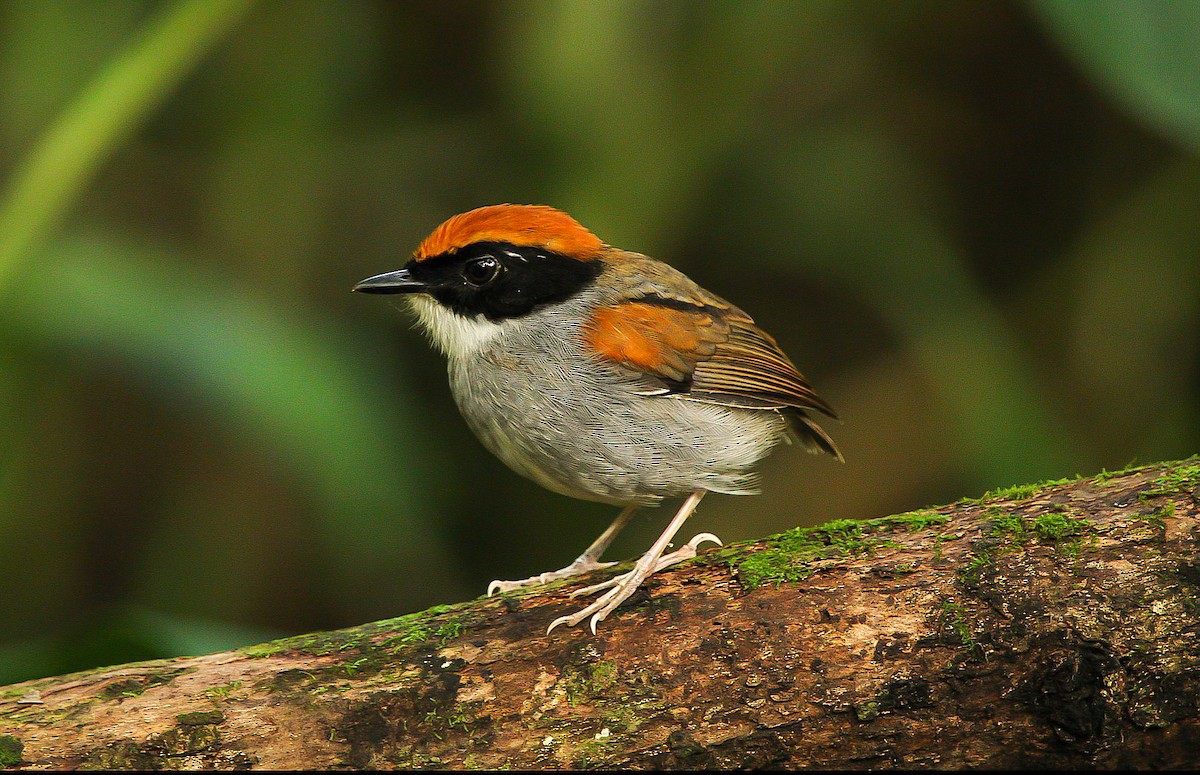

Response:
(563, 660), (619, 706)
(984, 507), (1094, 546)
(986, 507), (1028, 541)
(2, 236), (451, 612)
(0, 0), (256, 286)
(958, 504), (1097, 585)
(883, 509), (953, 532)
(203, 682), (243, 702)
(1031, 0), (1200, 151)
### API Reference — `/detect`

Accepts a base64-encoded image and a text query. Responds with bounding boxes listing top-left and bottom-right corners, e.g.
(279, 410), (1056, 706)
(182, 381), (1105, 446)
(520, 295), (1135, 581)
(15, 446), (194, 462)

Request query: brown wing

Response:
(584, 296), (841, 459)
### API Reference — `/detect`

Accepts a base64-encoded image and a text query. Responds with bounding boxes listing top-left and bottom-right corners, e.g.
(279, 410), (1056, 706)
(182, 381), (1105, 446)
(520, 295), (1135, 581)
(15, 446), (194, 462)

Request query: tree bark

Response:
(3, 459), (1200, 770)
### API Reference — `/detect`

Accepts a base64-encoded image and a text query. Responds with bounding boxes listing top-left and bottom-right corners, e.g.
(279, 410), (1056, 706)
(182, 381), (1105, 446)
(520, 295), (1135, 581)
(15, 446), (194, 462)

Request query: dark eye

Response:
(462, 255), (501, 286)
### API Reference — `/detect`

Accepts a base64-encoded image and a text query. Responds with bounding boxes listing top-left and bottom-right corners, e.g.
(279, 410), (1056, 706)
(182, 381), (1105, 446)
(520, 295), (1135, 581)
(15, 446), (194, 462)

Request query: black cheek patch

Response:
(415, 243), (604, 321)
(479, 256), (602, 320)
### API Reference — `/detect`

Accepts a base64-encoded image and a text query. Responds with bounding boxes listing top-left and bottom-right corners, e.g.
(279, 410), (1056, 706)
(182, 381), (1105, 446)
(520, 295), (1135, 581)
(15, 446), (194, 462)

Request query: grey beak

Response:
(353, 268), (426, 294)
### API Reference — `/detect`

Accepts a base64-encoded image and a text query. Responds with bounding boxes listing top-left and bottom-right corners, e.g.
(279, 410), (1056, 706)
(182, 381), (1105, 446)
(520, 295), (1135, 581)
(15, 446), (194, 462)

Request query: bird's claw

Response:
(567, 531), (722, 599)
(545, 531), (724, 634)
(487, 558), (618, 597)
(546, 578), (631, 635)
(686, 532), (723, 550)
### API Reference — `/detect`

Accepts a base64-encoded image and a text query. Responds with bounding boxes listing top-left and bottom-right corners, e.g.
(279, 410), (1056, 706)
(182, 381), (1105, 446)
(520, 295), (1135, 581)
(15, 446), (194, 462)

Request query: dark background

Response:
(1, 0), (1198, 685)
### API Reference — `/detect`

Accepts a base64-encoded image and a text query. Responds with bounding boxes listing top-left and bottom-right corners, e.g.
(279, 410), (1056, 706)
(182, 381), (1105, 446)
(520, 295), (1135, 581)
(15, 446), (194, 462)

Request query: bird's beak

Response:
(353, 268), (426, 294)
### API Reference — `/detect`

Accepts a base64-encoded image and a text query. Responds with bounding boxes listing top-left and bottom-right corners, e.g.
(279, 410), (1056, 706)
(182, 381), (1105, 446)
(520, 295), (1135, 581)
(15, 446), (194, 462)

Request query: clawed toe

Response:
(548, 528), (723, 634)
(488, 576), (549, 596)
(487, 558), (618, 597)
(567, 530), (723, 599)
(501, 490), (712, 635)
(546, 583), (630, 635)
(487, 579), (522, 596)
(685, 532), (722, 550)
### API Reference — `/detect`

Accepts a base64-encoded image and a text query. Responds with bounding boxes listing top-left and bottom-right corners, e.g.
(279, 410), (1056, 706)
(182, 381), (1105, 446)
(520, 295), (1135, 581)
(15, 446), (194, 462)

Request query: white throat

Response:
(407, 295), (513, 358)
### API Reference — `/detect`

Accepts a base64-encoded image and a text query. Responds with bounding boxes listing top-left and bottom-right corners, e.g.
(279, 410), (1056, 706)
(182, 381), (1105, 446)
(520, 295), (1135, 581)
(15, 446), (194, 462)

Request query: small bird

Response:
(355, 204), (840, 634)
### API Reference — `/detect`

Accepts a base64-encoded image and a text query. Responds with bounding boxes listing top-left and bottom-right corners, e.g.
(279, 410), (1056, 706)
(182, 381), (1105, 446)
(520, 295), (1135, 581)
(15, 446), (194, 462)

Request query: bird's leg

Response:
(568, 531), (722, 598)
(487, 505), (638, 596)
(547, 490), (711, 635)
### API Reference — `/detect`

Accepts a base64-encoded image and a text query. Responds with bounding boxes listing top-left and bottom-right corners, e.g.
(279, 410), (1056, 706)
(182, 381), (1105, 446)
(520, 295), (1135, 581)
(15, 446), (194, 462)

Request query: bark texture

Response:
(3, 459), (1200, 770)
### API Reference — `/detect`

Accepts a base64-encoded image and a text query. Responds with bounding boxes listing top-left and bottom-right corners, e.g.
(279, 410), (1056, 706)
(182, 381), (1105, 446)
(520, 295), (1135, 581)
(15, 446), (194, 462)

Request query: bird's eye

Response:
(462, 255), (501, 286)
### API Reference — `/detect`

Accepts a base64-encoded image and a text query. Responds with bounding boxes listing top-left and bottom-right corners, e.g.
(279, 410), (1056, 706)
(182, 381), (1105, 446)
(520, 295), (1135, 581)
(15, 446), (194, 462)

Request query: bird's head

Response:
(354, 204), (607, 356)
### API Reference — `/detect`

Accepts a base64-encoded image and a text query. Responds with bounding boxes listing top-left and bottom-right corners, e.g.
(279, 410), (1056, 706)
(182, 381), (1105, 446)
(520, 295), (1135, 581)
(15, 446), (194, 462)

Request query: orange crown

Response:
(413, 204), (605, 262)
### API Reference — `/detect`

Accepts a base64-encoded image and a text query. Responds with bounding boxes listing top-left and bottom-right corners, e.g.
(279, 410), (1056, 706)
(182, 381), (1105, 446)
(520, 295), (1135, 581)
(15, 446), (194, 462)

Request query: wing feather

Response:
(584, 293), (840, 459)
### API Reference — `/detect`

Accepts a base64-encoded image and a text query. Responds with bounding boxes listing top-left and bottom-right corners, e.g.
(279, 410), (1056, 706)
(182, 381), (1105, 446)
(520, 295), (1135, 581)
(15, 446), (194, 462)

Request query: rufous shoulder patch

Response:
(585, 298), (839, 421)
(414, 204), (604, 261)
(584, 302), (725, 384)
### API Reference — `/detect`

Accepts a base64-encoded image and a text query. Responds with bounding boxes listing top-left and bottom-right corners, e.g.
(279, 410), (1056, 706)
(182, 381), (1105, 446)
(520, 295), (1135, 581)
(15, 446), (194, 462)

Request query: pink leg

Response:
(487, 505), (638, 596)
(546, 489), (717, 635)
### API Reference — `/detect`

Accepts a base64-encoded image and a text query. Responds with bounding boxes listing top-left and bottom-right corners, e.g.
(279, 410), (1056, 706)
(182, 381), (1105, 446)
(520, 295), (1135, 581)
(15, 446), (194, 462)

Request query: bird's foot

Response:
(487, 556), (617, 597)
(545, 532), (722, 635)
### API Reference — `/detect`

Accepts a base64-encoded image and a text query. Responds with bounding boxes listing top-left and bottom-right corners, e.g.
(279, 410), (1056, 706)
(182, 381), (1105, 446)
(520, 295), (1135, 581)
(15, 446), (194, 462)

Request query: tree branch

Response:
(3, 459), (1200, 770)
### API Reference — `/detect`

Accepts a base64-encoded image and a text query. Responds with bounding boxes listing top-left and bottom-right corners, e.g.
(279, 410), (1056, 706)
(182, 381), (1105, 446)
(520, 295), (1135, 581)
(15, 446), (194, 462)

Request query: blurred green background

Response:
(1, 0), (1198, 685)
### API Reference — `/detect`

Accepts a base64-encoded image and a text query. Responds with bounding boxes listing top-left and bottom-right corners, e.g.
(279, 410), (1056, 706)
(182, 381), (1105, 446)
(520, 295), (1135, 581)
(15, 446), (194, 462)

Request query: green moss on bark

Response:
(0, 735), (23, 767)
(726, 510), (951, 590)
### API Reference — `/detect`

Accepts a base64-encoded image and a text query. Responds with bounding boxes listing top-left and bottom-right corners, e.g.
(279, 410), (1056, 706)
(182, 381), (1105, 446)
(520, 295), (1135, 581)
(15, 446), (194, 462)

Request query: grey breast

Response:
(447, 292), (789, 505)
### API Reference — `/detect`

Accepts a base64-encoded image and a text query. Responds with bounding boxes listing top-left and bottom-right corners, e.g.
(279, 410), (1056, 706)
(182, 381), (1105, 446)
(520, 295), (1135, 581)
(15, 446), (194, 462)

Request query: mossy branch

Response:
(3, 459), (1200, 770)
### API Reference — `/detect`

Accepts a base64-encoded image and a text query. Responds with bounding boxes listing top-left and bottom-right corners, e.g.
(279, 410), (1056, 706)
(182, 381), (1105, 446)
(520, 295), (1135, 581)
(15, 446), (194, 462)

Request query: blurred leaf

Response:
(1062, 157), (1200, 456)
(500, 0), (839, 251)
(0, 0), (145, 150)
(729, 124), (1083, 487)
(0, 636), (57, 686)
(114, 606), (279, 659)
(0, 0), (256, 289)
(0, 233), (457, 613)
(0, 351), (15, 507)
(203, 0), (350, 290)
(0, 606), (277, 685)
(0, 351), (85, 640)
(0, 350), (25, 541)
(1030, 0), (1200, 151)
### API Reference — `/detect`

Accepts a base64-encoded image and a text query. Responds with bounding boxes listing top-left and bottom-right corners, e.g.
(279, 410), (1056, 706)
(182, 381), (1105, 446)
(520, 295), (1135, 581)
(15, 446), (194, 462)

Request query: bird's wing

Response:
(584, 290), (840, 458)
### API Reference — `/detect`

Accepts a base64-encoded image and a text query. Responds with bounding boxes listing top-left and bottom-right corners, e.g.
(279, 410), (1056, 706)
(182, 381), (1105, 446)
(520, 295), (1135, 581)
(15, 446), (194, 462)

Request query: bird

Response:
(354, 204), (840, 634)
